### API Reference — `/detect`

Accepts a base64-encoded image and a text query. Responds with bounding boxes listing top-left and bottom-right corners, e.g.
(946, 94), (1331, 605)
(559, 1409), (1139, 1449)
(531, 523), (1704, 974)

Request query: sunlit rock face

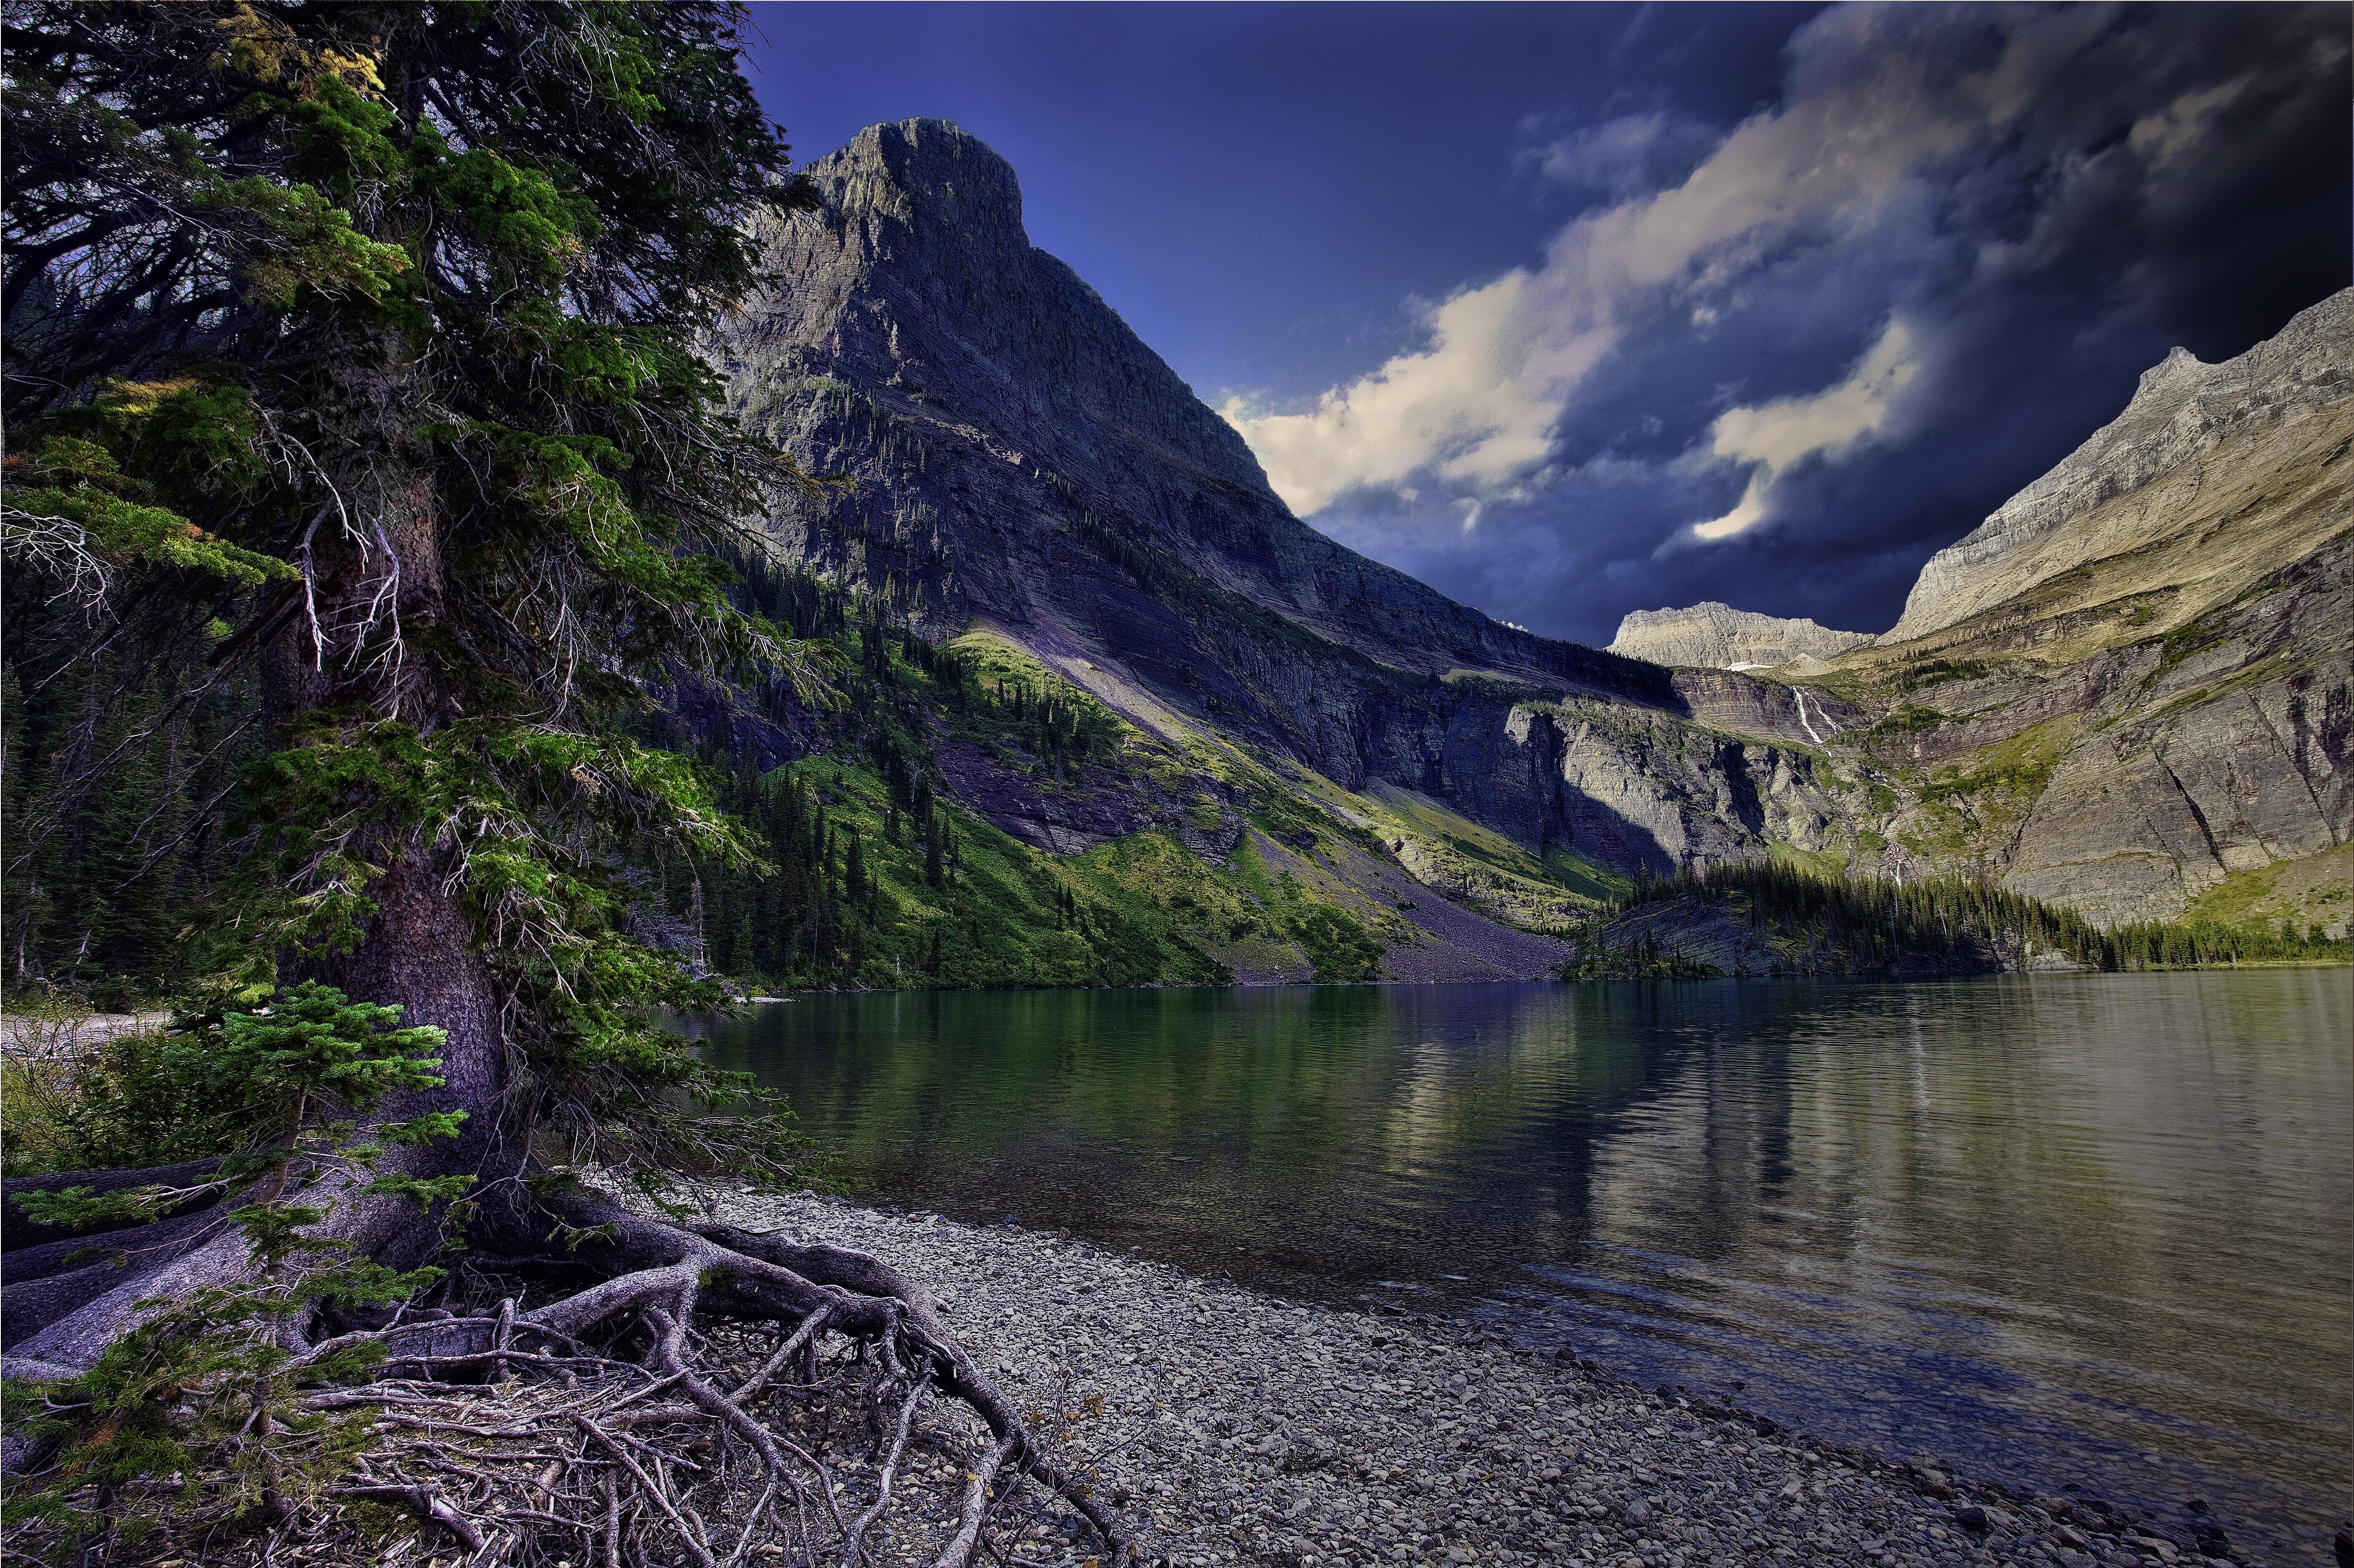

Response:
(1845, 289), (2354, 925)
(1608, 602), (1874, 670)
(1888, 289), (2354, 643)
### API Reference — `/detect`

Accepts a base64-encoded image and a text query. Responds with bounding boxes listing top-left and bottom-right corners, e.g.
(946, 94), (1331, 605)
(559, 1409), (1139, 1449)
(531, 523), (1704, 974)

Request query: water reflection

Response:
(678, 972), (2351, 1565)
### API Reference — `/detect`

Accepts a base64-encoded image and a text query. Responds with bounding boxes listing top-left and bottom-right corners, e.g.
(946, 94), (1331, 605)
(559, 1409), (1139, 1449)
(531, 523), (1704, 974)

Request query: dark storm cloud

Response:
(1225, 3), (2351, 646)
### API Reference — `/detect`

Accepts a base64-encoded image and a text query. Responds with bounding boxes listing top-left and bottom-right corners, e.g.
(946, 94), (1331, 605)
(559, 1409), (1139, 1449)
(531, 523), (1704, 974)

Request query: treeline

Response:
(665, 560), (1185, 990)
(0, 587), (267, 1005)
(670, 558), (1385, 990)
(659, 758), (966, 987)
(726, 546), (1124, 779)
(1623, 860), (2350, 970)
(675, 745), (1236, 993)
(1559, 929), (1721, 980)
(892, 627), (1125, 780)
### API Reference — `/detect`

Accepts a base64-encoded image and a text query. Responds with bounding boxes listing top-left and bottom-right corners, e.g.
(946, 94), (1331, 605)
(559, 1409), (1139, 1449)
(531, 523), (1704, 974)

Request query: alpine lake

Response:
(675, 970), (2352, 1565)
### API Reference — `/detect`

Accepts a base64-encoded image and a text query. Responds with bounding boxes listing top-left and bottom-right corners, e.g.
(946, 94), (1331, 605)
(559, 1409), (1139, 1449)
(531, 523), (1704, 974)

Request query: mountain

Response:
(717, 119), (1646, 700)
(1888, 290), (2354, 641)
(704, 119), (1870, 980)
(701, 119), (2351, 979)
(1779, 288), (2354, 926)
(1608, 603), (1874, 670)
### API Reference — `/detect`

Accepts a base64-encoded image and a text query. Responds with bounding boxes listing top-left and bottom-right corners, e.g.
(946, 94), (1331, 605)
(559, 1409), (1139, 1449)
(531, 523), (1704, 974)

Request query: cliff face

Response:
(1797, 291), (2354, 926)
(1609, 602), (1874, 669)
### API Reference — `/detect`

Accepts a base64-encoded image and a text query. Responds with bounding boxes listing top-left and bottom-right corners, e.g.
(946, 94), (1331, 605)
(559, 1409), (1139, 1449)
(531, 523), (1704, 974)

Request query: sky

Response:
(738, 3), (2351, 647)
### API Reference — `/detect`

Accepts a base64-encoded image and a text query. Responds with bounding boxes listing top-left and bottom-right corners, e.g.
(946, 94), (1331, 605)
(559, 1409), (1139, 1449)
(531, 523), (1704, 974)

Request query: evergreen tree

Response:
(17, 0), (1029, 1478)
(3, 10), (1124, 1561)
(6, 0), (844, 1117)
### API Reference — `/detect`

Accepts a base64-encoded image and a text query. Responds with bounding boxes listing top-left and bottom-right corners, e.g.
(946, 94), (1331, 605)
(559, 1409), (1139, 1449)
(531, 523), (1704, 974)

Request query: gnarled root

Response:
(2, 1190), (1136, 1568)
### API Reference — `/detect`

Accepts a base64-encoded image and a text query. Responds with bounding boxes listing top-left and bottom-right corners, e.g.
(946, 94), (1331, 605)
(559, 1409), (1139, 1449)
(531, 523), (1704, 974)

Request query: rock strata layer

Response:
(1609, 602), (1874, 669)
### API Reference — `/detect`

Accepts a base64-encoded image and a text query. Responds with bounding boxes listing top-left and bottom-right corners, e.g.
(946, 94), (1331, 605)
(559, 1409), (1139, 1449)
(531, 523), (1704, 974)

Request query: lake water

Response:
(678, 972), (2352, 1565)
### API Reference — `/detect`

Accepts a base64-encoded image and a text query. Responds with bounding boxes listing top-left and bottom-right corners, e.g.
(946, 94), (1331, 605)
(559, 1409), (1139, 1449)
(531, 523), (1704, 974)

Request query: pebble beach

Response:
(700, 1189), (2239, 1568)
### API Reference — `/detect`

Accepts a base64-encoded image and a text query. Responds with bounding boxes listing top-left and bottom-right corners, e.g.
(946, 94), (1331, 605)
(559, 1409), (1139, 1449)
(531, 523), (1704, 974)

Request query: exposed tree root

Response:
(1, 1186), (1138, 1568)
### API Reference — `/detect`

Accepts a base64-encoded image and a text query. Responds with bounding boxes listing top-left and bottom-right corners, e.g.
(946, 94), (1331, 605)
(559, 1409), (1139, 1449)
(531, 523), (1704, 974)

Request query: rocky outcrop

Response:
(1983, 533), (2353, 922)
(1609, 602), (1873, 669)
(1887, 289), (2354, 642)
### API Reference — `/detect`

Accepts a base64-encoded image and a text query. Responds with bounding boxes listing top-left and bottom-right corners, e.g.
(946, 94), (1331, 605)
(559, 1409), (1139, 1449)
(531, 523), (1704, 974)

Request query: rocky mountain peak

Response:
(2137, 343), (2208, 395)
(1608, 602), (1874, 669)
(825, 118), (1023, 222)
(1887, 287), (2354, 642)
(731, 119), (1269, 503)
(718, 122), (1665, 704)
(796, 119), (1031, 288)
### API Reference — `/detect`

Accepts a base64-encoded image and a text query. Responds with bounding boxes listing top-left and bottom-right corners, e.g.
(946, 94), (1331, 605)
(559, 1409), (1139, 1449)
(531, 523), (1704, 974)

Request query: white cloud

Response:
(1524, 110), (1718, 201)
(2127, 78), (2249, 169)
(1225, 4), (2108, 518)
(1690, 317), (1920, 541)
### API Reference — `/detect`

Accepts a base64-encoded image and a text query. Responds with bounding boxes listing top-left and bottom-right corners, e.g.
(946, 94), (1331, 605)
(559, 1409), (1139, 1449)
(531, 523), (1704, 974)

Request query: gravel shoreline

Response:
(701, 1188), (2243, 1568)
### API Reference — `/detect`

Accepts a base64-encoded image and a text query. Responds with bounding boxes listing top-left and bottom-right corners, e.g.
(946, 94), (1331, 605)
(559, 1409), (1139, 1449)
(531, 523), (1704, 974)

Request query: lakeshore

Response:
(695, 1187), (2240, 1568)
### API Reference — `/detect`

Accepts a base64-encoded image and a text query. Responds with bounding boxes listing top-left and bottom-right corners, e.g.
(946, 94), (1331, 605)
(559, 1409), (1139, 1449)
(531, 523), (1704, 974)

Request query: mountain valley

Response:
(681, 119), (2351, 985)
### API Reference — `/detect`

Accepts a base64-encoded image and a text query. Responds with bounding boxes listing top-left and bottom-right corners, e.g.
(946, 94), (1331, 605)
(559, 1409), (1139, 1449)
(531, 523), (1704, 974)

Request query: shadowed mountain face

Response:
(709, 119), (2351, 939)
(719, 119), (1663, 700)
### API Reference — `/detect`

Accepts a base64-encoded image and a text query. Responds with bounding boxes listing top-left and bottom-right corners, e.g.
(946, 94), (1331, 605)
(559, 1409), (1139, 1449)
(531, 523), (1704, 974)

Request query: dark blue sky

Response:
(739, 4), (2351, 647)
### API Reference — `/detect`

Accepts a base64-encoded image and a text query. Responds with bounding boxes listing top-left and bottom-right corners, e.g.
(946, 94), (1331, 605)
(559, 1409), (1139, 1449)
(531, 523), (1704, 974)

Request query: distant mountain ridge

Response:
(1608, 602), (1874, 670)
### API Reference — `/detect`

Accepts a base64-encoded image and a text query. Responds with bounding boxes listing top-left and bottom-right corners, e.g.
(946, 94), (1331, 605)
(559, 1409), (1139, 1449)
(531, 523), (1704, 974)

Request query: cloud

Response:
(1220, 269), (1609, 514)
(1225, 4), (2331, 528)
(1690, 317), (1920, 541)
(1522, 110), (1718, 201)
(1238, 2), (2346, 646)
